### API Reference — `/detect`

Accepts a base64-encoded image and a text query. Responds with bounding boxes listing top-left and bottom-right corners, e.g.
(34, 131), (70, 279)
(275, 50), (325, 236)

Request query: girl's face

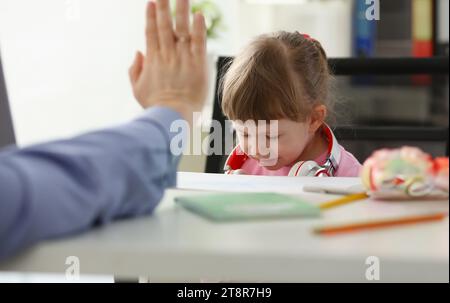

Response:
(234, 119), (315, 170)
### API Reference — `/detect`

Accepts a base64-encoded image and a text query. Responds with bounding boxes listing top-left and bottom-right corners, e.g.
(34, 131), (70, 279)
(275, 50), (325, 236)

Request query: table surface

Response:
(1, 172), (448, 282)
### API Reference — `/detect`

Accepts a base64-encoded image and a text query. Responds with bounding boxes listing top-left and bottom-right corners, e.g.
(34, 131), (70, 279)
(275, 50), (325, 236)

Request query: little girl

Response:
(221, 31), (361, 177)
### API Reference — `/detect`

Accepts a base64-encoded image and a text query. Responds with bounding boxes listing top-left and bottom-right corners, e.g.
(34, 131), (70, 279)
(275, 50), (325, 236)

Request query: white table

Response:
(1, 172), (448, 282)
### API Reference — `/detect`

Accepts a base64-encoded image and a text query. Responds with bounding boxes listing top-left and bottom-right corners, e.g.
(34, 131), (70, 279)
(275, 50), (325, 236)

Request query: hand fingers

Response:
(175, 0), (190, 40)
(145, 1), (159, 56)
(129, 51), (144, 84)
(191, 12), (206, 58)
(156, 0), (175, 54)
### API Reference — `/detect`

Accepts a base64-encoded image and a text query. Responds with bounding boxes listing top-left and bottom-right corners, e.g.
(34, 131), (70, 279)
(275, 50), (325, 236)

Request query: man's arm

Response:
(0, 107), (182, 260)
(0, 0), (207, 261)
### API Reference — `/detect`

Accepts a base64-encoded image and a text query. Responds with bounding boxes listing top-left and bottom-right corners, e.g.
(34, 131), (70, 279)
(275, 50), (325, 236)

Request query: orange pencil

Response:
(314, 212), (448, 235)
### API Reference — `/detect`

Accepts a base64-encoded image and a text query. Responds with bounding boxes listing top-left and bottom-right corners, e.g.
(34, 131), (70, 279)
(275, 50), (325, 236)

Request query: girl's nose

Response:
(244, 140), (270, 159)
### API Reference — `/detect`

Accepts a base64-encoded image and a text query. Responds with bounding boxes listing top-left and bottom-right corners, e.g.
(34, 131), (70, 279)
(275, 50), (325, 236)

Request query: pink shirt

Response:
(240, 144), (362, 177)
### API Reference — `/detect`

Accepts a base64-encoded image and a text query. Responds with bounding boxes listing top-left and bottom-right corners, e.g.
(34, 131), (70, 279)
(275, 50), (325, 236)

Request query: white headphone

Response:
(224, 124), (341, 177)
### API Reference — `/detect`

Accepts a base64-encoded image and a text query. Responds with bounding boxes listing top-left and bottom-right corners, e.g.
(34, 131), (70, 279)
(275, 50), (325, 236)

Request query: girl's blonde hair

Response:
(221, 31), (334, 123)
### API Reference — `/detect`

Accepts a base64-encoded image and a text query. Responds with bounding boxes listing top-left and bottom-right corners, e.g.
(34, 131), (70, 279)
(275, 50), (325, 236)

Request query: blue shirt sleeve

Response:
(0, 106), (183, 261)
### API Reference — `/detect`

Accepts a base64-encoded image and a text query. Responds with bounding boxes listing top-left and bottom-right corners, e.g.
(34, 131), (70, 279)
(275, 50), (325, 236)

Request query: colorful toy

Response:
(361, 146), (449, 200)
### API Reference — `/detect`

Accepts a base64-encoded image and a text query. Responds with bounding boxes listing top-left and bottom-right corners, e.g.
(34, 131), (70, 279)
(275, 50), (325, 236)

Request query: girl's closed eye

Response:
(267, 134), (281, 139)
(242, 133), (279, 139)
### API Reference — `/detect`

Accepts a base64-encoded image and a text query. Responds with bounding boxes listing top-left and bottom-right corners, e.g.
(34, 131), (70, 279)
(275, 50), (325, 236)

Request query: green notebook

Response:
(175, 192), (321, 222)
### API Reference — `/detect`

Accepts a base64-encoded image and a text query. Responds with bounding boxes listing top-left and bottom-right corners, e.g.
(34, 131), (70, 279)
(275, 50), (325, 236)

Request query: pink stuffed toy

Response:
(361, 146), (449, 200)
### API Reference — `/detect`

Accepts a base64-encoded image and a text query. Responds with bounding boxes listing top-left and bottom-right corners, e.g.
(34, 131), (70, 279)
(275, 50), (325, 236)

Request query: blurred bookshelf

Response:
(354, 0), (449, 57)
(346, 0), (449, 158)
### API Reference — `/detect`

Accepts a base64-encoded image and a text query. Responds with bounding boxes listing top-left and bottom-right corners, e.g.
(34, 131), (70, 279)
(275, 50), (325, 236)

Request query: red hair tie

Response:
(295, 31), (315, 41)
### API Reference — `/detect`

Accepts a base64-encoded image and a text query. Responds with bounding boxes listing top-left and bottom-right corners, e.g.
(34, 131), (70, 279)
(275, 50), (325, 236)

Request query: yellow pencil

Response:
(319, 192), (369, 210)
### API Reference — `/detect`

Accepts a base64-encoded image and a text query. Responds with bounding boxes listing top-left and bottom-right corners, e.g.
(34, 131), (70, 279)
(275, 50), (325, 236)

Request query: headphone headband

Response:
(321, 124), (342, 176)
(223, 145), (248, 171)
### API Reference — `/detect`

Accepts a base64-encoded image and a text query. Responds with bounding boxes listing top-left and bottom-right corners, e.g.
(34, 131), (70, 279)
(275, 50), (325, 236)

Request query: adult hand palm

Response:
(129, 0), (208, 121)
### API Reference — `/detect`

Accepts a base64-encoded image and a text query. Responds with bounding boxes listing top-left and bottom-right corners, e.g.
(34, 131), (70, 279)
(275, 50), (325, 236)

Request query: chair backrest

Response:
(0, 51), (16, 149)
(205, 56), (449, 173)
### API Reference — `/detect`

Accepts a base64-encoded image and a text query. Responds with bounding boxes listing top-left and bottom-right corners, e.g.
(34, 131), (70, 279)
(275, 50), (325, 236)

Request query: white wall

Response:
(438, 0), (449, 43)
(0, 0), (148, 146)
(234, 0), (353, 57)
